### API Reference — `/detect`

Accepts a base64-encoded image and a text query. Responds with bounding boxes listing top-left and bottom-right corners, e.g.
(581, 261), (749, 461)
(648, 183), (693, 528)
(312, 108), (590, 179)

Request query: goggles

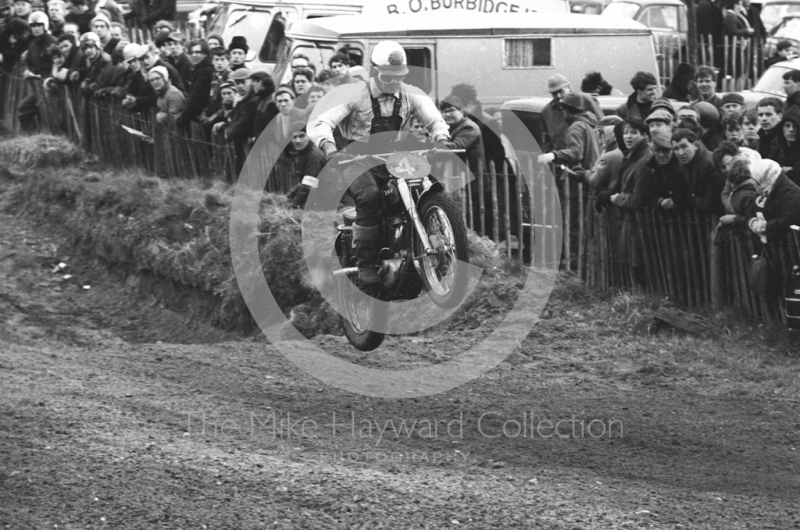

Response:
(377, 72), (404, 84)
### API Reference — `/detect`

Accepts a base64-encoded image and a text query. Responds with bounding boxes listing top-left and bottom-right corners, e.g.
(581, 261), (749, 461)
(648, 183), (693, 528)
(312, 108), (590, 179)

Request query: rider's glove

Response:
(288, 176), (318, 208)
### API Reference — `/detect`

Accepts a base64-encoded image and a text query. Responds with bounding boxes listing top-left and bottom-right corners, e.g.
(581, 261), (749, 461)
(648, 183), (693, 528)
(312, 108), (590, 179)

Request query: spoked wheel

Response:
(415, 193), (470, 309)
(338, 276), (386, 351)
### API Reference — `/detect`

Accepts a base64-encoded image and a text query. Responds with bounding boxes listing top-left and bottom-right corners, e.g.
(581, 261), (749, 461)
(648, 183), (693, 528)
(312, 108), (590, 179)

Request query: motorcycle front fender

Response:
(417, 180), (446, 204)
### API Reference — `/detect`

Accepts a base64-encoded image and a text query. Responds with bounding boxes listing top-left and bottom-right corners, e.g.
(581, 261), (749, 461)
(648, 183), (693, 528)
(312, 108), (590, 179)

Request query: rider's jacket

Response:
(307, 78), (449, 153)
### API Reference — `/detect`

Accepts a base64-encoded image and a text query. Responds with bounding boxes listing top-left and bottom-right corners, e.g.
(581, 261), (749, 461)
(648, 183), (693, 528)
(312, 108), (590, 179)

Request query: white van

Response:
(200, 0), (571, 73)
(271, 12), (659, 105)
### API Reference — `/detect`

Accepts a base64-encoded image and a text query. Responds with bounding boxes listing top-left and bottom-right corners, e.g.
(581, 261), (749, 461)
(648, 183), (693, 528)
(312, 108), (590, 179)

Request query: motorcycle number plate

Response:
(386, 152), (431, 180)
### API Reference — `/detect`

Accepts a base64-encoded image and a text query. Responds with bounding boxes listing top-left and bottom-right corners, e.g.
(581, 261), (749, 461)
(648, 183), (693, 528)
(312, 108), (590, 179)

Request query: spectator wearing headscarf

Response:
(731, 158), (800, 241)
(149, 64), (185, 127)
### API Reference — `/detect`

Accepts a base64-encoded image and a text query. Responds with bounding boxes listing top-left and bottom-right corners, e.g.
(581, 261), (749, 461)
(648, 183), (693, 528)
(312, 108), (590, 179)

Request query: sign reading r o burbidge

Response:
(365, 0), (569, 16)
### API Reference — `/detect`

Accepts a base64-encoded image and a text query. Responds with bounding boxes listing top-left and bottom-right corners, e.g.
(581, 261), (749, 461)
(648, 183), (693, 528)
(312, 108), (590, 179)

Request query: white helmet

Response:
(370, 40), (408, 75)
(28, 11), (49, 31)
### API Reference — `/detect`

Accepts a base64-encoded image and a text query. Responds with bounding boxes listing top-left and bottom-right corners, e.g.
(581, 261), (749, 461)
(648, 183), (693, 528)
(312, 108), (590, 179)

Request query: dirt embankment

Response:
(1, 136), (800, 529)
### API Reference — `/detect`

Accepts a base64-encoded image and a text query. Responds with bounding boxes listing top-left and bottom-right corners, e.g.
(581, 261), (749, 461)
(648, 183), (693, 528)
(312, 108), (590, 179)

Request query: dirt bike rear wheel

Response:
(338, 278), (386, 351)
(415, 193), (470, 309)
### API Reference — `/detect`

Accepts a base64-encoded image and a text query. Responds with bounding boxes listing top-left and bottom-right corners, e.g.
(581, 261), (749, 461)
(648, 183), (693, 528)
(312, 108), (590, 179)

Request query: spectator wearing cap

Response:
(76, 32), (118, 97)
(268, 84), (306, 146)
(768, 104), (800, 185)
(0, 18), (31, 72)
(616, 71), (659, 121)
(292, 68), (314, 110)
(91, 13), (118, 55)
(175, 39), (212, 129)
(662, 62), (696, 102)
(93, 38), (132, 97)
(645, 129), (688, 212)
(223, 67), (259, 174)
(166, 31), (193, 85)
(64, 0), (94, 34)
(286, 122), (328, 207)
(109, 42), (149, 103)
(16, 11), (54, 133)
(46, 0), (64, 37)
(228, 35), (247, 71)
(541, 73), (602, 156)
(13, 0), (30, 20)
(691, 66), (722, 108)
(438, 95), (487, 233)
(141, 0), (176, 29)
(607, 117), (654, 283)
(645, 109), (674, 137)
(650, 97), (676, 119)
(671, 127), (726, 215)
(719, 92), (744, 118)
(119, 43), (155, 110)
(251, 70), (277, 138)
(694, 101), (722, 151)
(148, 64), (185, 127)
(766, 40), (795, 69)
(756, 97), (784, 158)
(782, 70), (800, 111)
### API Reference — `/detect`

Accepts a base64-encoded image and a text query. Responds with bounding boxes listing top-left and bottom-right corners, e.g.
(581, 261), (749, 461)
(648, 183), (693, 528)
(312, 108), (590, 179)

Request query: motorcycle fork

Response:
(396, 178), (434, 256)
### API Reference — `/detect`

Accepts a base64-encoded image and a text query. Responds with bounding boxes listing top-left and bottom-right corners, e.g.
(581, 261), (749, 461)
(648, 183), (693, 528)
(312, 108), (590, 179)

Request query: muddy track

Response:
(1, 211), (799, 529)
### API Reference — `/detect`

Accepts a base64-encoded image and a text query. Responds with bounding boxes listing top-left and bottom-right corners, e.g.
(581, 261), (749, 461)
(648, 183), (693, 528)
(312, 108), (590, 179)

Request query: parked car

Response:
(761, 0), (800, 32)
(570, 0), (612, 15)
(739, 56), (800, 106)
(601, 0), (687, 47)
(766, 14), (800, 56)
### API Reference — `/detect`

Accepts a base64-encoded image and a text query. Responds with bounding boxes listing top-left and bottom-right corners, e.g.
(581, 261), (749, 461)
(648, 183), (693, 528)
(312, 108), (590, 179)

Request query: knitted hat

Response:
(560, 92), (585, 112)
(651, 129), (673, 149)
(694, 101), (720, 128)
(28, 10), (48, 30)
(228, 67), (252, 81)
(650, 97), (676, 116)
(720, 92), (745, 107)
(547, 74), (569, 93)
(148, 65), (169, 81)
(645, 109), (673, 124)
(90, 12), (110, 28)
(228, 35), (248, 53)
(440, 94), (463, 111)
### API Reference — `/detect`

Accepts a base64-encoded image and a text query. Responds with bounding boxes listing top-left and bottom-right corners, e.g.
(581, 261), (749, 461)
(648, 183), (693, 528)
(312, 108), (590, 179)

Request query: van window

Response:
(258, 12), (287, 63)
(217, 8), (276, 54)
(337, 45), (364, 67)
(639, 5), (679, 31)
(403, 47), (433, 93)
(504, 38), (552, 68)
(280, 45), (335, 84)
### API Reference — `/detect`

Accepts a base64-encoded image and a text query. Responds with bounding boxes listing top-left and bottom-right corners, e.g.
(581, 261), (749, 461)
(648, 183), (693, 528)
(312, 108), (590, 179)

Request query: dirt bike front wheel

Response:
(338, 277), (386, 351)
(415, 193), (470, 309)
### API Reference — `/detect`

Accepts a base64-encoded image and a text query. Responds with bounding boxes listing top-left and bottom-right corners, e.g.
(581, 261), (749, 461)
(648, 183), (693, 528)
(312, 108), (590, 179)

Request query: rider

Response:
(308, 41), (451, 288)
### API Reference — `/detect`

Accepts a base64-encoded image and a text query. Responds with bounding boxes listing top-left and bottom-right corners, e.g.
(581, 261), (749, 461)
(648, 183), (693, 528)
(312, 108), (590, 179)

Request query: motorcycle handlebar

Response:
(337, 148), (466, 165)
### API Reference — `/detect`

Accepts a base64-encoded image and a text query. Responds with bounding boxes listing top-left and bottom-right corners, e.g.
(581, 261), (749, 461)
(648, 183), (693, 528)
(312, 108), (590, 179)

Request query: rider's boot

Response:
(352, 223), (382, 289)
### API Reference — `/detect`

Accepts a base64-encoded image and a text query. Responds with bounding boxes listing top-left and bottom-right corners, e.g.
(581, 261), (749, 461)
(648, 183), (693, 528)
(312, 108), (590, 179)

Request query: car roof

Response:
(286, 12), (651, 41)
(606, 0), (685, 7)
(763, 0), (800, 5)
(501, 95), (629, 113)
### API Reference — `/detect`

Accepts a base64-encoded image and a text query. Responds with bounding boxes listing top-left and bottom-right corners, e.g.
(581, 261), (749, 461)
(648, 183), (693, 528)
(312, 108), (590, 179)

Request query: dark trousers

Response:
(349, 168), (386, 228)
(18, 92), (40, 133)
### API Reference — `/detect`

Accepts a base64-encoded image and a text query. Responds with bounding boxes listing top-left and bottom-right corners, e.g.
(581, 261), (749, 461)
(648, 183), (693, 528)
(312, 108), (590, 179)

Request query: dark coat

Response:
(642, 153), (689, 210)
(616, 92), (652, 121)
(170, 52), (193, 88)
(468, 109), (505, 172)
(700, 127), (722, 152)
(541, 93), (602, 153)
(758, 124), (782, 159)
(65, 9), (95, 34)
(443, 116), (485, 184)
(25, 32), (57, 77)
(253, 93), (279, 139)
(135, 58), (184, 109)
(745, 174), (800, 241)
(0, 25), (30, 73)
(102, 37), (120, 57)
(768, 105), (800, 186)
(662, 64), (694, 102)
(611, 138), (653, 266)
(290, 141), (327, 185)
(226, 89), (259, 142)
(552, 110), (600, 170)
(681, 143), (726, 215)
(142, 0), (176, 26)
(175, 55), (212, 128)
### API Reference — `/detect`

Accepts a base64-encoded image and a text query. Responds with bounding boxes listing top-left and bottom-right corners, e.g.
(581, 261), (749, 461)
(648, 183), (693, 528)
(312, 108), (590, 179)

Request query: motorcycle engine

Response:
(379, 257), (404, 289)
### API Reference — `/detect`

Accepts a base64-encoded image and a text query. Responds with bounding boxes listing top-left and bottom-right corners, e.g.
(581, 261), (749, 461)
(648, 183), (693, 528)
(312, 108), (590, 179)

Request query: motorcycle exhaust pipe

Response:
(333, 267), (359, 278)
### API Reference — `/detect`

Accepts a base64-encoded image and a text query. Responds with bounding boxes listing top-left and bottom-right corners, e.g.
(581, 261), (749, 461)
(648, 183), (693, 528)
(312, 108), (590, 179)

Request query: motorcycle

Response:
(332, 149), (470, 351)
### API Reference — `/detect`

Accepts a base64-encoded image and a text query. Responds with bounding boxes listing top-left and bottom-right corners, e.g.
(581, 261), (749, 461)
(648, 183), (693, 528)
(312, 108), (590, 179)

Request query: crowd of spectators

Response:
(539, 59), (800, 284)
